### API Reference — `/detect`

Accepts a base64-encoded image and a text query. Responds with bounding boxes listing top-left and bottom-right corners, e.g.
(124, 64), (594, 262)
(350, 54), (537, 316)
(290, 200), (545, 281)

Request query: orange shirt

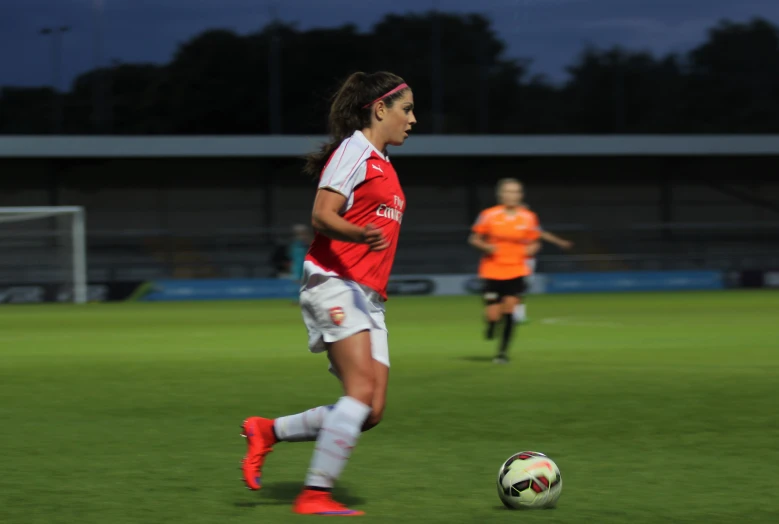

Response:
(471, 205), (541, 280)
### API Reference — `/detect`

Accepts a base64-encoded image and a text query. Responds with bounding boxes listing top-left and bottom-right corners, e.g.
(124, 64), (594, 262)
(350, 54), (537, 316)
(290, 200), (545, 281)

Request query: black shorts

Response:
(482, 277), (527, 304)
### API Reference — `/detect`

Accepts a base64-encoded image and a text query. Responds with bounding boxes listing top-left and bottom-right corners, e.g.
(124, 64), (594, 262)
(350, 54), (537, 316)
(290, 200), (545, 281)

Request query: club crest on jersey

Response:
(329, 307), (345, 326)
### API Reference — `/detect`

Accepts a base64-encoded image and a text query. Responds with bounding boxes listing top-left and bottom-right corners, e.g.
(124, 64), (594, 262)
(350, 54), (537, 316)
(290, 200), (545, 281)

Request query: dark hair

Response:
(303, 71), (408, 178)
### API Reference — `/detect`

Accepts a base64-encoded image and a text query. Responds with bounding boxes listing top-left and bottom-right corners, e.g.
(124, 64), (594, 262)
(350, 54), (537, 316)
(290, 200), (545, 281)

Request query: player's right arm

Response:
(312, 188), (388, 251)
(468, 210), (496, 255)
(468, 233), (495, 255)
(311, 141), (388, 251)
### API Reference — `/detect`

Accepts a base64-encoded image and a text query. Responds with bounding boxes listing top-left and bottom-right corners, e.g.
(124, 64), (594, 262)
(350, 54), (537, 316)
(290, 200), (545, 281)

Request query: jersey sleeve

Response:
(319, 140), (370, 198)
(527, 211), (541, 241)
(471, 210), (490, 235)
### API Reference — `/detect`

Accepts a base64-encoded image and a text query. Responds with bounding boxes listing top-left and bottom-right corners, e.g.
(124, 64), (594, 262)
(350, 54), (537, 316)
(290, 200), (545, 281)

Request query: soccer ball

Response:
(497, 451), (562, 509)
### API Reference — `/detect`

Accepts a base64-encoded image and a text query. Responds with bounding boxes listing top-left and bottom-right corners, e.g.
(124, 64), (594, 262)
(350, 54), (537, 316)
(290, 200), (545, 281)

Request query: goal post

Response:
(0, 206), (87, 304)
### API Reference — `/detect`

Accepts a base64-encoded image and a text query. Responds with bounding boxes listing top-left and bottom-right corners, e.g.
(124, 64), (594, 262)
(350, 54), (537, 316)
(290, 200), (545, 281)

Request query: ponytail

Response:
(303, 71), (408, 179)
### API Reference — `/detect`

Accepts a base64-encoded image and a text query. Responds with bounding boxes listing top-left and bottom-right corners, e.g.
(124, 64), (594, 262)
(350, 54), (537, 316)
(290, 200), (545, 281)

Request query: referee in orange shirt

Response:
(469, 178), (541, 363)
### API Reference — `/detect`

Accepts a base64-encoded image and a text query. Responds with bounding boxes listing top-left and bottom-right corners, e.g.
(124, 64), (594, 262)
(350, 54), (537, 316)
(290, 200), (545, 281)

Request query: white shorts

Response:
(299, 274), (389, 377)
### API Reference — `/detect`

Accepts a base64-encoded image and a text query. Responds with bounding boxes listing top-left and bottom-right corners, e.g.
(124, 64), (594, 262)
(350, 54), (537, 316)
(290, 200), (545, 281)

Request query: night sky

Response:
(2, 0), (778, 89)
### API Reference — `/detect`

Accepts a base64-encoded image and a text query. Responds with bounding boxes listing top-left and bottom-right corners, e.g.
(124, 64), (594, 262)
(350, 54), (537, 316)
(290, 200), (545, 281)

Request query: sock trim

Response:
(304, 485), (332, 493)
(499, 312), (516, 353)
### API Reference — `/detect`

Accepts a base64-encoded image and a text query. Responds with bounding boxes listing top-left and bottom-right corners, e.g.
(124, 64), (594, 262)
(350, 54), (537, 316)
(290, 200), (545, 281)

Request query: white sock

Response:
(514, 304), (526, 322)
(304, 396), (371, 489)
(274, 405), (333, 442)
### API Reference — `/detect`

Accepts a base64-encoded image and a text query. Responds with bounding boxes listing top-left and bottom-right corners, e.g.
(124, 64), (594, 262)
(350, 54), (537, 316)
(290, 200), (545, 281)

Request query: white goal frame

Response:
(0, 206), (87, 304)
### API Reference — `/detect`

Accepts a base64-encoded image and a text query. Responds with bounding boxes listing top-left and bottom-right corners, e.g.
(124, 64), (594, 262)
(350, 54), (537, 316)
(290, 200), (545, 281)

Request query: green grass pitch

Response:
(1, 290), (778, 523)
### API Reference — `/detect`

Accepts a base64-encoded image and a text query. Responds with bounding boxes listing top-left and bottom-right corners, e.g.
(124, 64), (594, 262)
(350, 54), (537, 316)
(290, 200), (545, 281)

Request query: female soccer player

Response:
(469, 178), (541, 364)
(239, 71), (415, 517)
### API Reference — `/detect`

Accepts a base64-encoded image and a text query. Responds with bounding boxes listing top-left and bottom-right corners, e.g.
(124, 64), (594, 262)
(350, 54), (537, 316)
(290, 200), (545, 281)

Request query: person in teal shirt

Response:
(289, 224), (312, 284)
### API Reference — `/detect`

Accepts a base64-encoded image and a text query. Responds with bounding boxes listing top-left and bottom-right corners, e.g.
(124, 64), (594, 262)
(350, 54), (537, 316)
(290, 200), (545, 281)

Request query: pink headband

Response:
(362, 83), (409, 109)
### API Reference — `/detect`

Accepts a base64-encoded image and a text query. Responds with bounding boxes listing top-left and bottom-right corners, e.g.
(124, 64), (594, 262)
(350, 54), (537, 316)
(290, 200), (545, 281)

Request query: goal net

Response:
(0, 207), (87, 304)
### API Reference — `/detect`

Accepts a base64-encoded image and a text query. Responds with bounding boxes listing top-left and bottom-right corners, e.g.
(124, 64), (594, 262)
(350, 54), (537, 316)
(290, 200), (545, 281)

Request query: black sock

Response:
(499, 313), (516, 354)
(486, 320), (497, 339)
(304, 486), (332, 492)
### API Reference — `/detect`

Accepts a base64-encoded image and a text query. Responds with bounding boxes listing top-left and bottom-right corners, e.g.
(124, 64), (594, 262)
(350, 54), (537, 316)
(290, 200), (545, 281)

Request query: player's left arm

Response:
(529, 210), (573, 250)
(469, 210), (496, 255)
(540, 230), (574, 250)
(525, 211), (544, 257)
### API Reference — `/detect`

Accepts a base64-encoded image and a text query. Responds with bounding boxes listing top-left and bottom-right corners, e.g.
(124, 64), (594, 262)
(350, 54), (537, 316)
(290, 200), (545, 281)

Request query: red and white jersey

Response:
(304, 130), (406, 300)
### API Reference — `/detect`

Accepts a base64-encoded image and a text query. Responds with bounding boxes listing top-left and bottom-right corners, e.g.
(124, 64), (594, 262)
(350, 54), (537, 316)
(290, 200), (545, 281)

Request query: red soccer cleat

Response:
(240, 417), (277, 490)
(293, 489), (365, 516)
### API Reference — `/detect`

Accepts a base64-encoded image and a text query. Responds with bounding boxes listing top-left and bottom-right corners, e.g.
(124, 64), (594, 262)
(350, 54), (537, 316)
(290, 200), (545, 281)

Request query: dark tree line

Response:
(2, 13), (779, 135)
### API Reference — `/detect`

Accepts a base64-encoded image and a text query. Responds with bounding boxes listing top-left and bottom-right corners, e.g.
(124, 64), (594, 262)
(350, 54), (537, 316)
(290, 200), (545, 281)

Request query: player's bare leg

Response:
(485, 302), (501, 340)
(361, 358), (388, 432)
